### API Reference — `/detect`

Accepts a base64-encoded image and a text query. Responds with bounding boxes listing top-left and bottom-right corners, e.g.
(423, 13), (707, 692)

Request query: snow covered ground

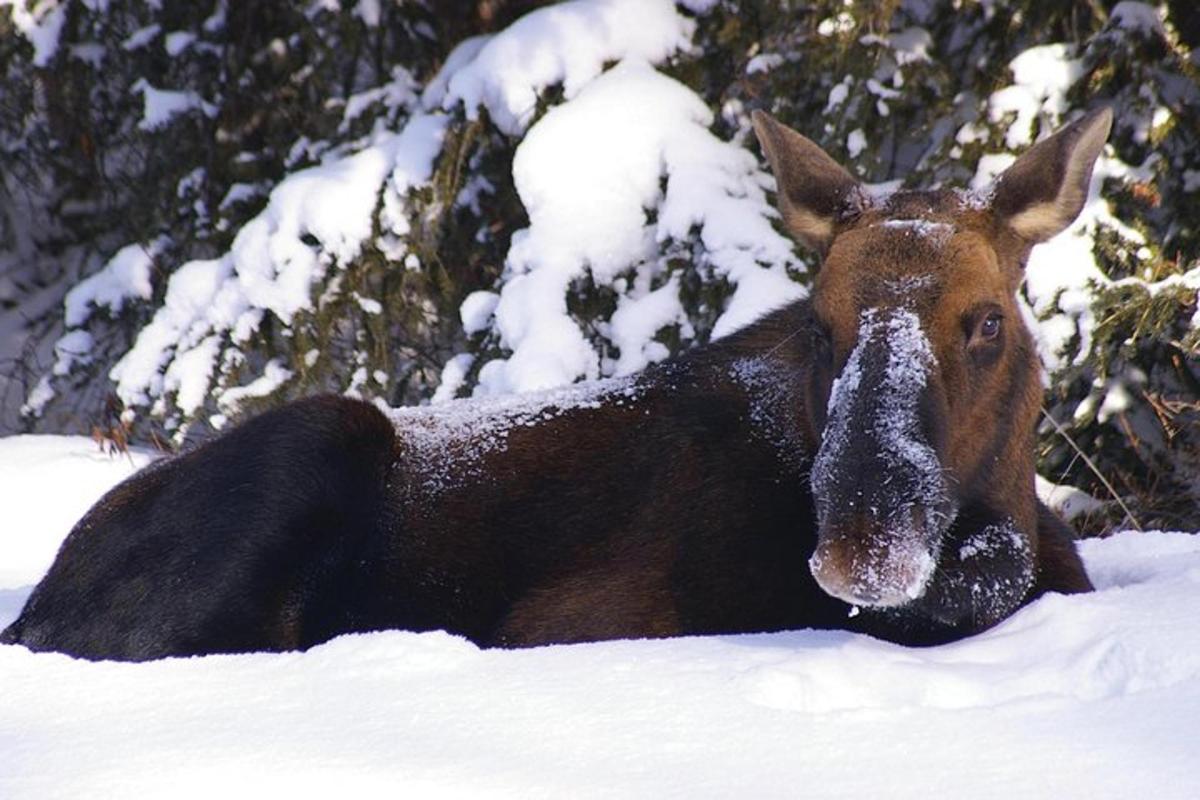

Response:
(1, 435), (1198, 798)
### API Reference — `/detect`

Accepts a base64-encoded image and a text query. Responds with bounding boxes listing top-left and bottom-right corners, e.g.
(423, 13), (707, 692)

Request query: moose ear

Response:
(752, 110), (861, 254)
(990, 107), (1113, 244)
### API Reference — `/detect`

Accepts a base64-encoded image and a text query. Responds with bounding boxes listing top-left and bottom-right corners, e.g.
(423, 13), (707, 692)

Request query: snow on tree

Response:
(2, 0), (1197, 530)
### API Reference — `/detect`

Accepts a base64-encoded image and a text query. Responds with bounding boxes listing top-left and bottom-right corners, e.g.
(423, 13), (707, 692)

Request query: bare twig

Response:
(1041, 407), (1143, 531)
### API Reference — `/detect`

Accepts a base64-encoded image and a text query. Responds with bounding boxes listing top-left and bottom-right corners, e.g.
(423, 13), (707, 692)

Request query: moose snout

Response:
(809, 510), (940, 608)
(808, 305), (957, 609)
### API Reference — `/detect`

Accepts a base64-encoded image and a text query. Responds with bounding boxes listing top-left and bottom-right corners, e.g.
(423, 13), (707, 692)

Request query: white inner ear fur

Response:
(751, 110), (860, 252)
(1005, 111), (1112, 243)
(782, 205), (835, 246)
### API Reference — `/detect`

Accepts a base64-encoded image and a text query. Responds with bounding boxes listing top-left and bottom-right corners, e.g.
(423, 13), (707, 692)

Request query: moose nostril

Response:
(809, 531), (936, 608)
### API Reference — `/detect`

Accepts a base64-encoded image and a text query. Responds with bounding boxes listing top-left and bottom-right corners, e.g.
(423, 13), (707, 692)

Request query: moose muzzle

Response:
(808, 308), (956, 608)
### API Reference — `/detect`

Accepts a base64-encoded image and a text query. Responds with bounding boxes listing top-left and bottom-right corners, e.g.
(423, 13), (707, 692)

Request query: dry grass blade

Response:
(1040, 407), (1143, 532)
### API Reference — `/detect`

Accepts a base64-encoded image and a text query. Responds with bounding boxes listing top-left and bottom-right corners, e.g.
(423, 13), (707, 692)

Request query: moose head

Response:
(753, 108), (1111, 618)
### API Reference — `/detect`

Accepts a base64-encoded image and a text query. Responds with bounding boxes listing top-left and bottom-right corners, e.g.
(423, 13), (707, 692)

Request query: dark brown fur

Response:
(1, 110), (1108, 660)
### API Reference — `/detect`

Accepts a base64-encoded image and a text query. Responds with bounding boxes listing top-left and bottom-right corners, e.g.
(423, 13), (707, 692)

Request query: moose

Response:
(1, 108), (1111, 661)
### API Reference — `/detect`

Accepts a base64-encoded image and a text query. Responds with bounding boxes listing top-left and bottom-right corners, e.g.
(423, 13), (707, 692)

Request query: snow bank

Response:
(0, 436), (154, 589)
(1, 436), (1198, 798)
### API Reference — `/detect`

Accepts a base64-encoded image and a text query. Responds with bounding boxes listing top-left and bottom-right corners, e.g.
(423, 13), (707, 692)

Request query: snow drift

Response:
(0, 436), (1197, 798)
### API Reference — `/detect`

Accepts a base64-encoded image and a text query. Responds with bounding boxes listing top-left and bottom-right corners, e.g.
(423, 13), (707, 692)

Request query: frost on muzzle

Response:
(809, 308), (957, 608)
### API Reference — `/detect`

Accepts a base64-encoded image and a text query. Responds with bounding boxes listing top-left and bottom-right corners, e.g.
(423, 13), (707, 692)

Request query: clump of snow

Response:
(968, 153), (1016, 191)
(860, 179), (903, 205)
(2, 0), (67, 67)
(846, 128), (867, 158)
(51, 330), (95, 376)
(474, 58), (801, 395)
(354, 0), (381, 27)
(1182, 169), (1200, 193)
(1110, 2), (1165, 36)
(340, 66), (418, 133)
(1037, 474), (1107, 521)
(163, 334), (221, 416)
(234, 113), (444, 320)
(218, 183), (267, 211)
(746, 53), (783, 75)
(866, 78), (901, 103)
(1096, 377), (1135, 422)
(121, 24), (161, 51)
(987, 44), (1084, 149)
(430, 353), (475, 404)
(437, 0), (699, 135)
(201, 3), (225, 34)
(817, 11), (856, 37)
(63, 241), (161, 327)
(108, 257), (236, 410)
(18, 376), (57, 420)
(606, 275), (687, 376)
(132, 78), (217, 131)
(68, 42), (105, 67)
(825, 76), (852, 112)
(164, 30), (196, 57)
(459, 290), (500, 335)
(419, 35), (490, 111)
(353, 293), (383, 315)
(886, 26), (932, 66)
(216, 359), (294, 416)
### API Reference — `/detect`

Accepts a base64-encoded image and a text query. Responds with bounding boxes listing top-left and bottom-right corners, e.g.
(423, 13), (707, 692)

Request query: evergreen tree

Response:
(2, 0), (1196, 529)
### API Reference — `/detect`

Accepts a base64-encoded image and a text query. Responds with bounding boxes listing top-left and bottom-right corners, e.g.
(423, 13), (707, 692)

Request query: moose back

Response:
(1, 108), (1111, 661)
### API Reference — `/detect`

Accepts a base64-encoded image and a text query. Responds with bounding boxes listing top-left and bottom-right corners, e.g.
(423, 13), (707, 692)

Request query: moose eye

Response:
(978, 313), (1002, 340)
(964, 308), (1004, 357)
